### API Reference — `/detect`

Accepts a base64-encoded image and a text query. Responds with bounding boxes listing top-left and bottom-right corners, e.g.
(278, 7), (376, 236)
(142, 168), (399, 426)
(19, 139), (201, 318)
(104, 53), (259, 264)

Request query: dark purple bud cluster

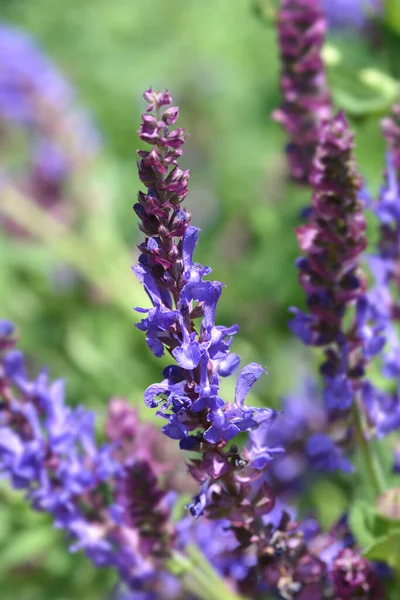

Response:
(135, 88), (190, 305)
(273, 0), (332, 183)
(258, 513), (328, 600)
(330, 548), (384, 600)
(289, 113), (378, 416)
(115, 460), (175, 560)
(239, 513), (380, 600)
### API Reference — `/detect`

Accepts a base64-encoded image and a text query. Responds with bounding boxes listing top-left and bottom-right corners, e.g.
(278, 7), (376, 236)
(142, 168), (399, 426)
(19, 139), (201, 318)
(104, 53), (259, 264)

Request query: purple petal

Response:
(182, 226), (199, 273)
(234, 363), (266, 407)
(144, 383), (168, 408)
(4, 350), (26, 382)
(218, 353), (241, 377)
(162, 415), (188, 440)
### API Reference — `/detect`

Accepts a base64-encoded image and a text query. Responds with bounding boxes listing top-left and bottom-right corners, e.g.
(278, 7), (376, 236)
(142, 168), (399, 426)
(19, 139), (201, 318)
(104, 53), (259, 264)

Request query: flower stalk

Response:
(352, 395), (387, 498)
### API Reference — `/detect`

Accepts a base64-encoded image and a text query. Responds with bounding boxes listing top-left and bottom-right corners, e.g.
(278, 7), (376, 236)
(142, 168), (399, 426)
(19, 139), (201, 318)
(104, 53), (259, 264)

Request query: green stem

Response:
(186, 544), (248, 600)
(1, 184), (144, 319)
(352, 395), (386, 498)
(169, 549), (247, 600)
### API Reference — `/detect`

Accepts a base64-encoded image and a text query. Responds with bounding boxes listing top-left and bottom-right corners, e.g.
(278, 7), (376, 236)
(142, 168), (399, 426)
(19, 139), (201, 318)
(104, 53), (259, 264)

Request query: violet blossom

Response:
(322, 0), (381, 30)
(0, 22), (99, 233)
(363, 105), (400, 441)
(273, 0), (332, 183)
(0, 321), (178, 593)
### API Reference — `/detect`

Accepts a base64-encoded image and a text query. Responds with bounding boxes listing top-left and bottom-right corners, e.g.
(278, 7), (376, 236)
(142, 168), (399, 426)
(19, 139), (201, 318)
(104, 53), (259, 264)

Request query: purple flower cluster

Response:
(273, 0), (332, 183)
(331, 548), (383, 599)
(236, 511), (381, 599)
(0, 321), (177, 593)
(286, 112), (394, 481)
(0, 22), (99, 232)
(361, 105), (400, 454)
(264, 378), (353, 497)
(289, 113), (375, 409)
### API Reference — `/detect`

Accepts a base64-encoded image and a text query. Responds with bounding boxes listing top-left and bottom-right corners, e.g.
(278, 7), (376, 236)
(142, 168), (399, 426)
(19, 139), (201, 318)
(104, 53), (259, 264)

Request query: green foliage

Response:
(309, 479), (348, 531)
(364, 530), (400, 570)
(350, 492), (400, 579)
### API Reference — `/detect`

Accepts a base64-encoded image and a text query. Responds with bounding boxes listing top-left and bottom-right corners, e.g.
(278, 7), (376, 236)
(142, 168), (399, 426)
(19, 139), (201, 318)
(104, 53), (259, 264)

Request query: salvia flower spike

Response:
(273, 0), (332, 183)
(133, 89), (282, 557)
(289, 112), (388, 493)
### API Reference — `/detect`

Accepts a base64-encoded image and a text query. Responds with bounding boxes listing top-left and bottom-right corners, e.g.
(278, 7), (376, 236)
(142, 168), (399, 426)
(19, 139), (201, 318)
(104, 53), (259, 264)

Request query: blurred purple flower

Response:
(0, 322), (182, 593)
(0, 21), (100, 234)
(291, 113), (368, 395)
(331, 548), (384, 599)
(323, 0), (381, 29)
(273, 0), (332, 183)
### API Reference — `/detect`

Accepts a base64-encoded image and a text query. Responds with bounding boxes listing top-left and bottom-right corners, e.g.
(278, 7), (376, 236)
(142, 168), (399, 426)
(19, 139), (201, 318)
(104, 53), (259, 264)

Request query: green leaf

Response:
(329, 67), (398, 116)
(323, 37), (399, 116)
(0, 526), (57, 573)
(310, 480), (348, 531)
(348, 500), (377, 548)
(364, 529), (400, 569)
(383, 0), (400, 36)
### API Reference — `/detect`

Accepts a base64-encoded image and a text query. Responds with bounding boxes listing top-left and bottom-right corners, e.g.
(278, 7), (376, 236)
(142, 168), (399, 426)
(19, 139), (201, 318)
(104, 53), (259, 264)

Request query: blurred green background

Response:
(0, 0), (397, 598)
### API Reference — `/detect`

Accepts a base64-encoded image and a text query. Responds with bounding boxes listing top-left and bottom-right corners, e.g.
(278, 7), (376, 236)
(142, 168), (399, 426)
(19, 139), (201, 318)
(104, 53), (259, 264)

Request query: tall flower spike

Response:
(133, 90), (279, 567)
(288, 113), (388, 476)
(290, 112), (368, 376)
(273, 0), (332, 183)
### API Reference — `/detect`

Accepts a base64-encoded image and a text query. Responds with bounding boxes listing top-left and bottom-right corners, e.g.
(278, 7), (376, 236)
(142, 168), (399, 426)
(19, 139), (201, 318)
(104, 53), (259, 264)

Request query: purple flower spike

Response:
(133, 90), (278, 564)
(273, 0), (332, 183)
(289, 113), (389, 475)
(370, 109), (400, 336)
(291, 114), (367, 389)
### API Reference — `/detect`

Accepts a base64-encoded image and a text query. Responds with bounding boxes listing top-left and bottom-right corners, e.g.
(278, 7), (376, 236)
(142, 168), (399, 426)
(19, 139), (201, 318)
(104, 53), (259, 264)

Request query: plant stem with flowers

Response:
(289, 111), (387, 497)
